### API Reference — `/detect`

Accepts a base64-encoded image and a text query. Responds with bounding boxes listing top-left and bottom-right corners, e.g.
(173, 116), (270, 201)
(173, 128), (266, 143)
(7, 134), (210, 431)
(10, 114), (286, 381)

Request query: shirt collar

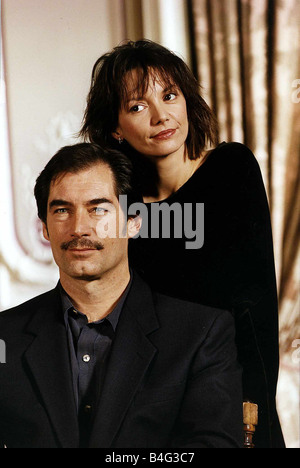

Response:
(59, 273), (132, 332)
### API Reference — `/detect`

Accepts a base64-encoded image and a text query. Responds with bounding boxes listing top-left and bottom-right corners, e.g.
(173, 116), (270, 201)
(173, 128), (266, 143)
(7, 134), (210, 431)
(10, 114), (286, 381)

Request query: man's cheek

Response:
(96, 218), (117, 239)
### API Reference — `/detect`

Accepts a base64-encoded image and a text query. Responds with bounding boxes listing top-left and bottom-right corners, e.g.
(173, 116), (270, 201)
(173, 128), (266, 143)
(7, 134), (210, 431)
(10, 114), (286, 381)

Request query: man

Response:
(0, 143), (243, 448)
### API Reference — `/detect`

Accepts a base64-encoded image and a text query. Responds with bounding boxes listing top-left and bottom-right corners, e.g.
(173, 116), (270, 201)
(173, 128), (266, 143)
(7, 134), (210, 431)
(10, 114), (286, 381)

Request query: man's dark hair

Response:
(80, 39), (219, 161)
(34, 142), (142, 224)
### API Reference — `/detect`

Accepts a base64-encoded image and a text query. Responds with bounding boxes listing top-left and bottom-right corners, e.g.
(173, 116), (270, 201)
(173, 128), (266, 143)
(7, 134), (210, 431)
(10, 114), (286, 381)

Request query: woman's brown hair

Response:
(80, 39), (219, 161)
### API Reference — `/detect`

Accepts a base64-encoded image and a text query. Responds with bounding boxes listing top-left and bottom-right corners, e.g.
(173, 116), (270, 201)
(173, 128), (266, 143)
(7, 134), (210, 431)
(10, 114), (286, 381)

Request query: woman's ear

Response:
(111, 131), (119, 141)
(111, 129), (123, 142)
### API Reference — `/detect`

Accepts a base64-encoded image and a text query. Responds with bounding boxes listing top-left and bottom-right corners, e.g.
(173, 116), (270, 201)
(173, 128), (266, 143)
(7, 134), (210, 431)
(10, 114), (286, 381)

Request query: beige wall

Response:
(1, 0), (124, 308)
(0, 0), (190, 309)
(1, 0), (127, 307)
(2, 0), (121, 255)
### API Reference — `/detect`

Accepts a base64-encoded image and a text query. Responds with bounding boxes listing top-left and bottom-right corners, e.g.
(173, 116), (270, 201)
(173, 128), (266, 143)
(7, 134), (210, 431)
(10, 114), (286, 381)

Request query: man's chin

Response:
(71, 272), (101, 281)
(62, 266), (102, 282)
(73, 274), (100, 282)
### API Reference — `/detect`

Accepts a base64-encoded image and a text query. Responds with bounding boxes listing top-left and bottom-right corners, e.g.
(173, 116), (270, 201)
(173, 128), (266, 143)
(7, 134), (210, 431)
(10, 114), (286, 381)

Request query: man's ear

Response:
(42, 222), (50, 242)
(127, 215), (142, 239)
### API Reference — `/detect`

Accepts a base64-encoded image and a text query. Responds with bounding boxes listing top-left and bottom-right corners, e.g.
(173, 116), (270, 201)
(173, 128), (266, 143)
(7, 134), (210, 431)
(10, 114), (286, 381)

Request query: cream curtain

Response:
(119, 0), (192, 62)
(189, 0), (300, 447)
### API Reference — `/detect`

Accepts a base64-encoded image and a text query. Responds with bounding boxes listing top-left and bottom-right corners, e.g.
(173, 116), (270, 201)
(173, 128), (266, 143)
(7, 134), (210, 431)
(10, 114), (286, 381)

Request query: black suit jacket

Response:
(0, 273), (243, 448)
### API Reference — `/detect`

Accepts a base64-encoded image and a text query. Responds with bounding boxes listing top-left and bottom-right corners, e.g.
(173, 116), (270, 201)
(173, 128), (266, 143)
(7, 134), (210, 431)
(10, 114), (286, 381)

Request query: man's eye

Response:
(54, 208), (68, 214)
(94, 207), (108, 215)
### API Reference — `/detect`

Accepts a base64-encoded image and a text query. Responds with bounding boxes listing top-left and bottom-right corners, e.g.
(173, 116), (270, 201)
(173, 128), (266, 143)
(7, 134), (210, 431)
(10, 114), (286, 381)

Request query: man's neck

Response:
(60, 266), (131, 323)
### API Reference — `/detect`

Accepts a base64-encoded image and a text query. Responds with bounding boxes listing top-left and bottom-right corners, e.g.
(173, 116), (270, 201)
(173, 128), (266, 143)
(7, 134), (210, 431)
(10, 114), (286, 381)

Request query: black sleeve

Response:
(213, 143), (282, 447)
(170, 310), (243, 448)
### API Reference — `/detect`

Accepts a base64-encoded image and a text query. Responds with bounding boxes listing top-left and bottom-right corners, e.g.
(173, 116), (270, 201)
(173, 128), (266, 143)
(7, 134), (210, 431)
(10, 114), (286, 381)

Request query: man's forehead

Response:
(49, 163), (117, 200)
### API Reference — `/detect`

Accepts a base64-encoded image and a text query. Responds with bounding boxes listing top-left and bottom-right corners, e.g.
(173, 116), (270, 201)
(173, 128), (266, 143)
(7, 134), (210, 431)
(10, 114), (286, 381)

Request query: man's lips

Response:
(61, 240), (104, 251)
(151, 129), (176, 140)
(68, 248), (96, 251)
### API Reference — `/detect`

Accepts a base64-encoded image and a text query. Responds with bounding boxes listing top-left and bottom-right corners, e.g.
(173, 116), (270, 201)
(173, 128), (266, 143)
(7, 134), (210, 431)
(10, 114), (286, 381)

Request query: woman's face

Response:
(112, 70), (189, 161)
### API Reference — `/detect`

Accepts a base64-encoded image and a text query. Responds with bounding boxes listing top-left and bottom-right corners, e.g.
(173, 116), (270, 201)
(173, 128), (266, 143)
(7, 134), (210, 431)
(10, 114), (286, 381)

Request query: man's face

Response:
(43, 162), (136, 283)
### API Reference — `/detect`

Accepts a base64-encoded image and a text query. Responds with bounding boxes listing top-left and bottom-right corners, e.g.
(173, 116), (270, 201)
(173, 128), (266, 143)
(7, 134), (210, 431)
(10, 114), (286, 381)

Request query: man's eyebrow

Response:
(48, 198), (114, 209)
(49, 199), (72, 209)
(86, 198), (114, 206)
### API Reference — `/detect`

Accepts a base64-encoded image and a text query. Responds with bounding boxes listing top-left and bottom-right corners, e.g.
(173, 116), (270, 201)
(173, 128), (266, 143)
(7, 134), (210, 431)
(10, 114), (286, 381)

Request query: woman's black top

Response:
(128, 142), (285, 448)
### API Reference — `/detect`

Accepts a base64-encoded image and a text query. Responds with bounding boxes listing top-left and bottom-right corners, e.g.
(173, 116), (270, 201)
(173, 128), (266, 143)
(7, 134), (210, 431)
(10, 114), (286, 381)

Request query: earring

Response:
(118, 137), (123, 145)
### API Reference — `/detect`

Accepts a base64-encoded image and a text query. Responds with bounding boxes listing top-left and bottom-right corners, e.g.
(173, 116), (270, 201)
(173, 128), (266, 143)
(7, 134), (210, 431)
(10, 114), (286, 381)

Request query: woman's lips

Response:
(151, 129), (176, 140)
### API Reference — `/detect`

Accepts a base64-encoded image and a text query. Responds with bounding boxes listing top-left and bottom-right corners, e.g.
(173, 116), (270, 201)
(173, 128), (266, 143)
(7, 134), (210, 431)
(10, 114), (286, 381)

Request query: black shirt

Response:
(60, 277), (132, 446)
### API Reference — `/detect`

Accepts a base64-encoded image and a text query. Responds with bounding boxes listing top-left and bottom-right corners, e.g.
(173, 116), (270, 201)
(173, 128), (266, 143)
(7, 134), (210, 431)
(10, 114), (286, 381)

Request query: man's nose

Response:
(71, 211), (92, 237)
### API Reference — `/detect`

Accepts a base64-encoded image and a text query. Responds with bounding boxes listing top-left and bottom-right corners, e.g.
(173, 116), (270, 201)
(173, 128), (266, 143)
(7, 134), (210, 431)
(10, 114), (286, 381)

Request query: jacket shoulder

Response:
(153, 290), (234, 330)
(0, 288), (59, 324)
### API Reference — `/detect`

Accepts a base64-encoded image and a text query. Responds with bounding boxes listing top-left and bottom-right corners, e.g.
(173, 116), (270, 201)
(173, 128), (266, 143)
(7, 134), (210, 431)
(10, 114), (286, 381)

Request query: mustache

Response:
(60, 239), (104, 251)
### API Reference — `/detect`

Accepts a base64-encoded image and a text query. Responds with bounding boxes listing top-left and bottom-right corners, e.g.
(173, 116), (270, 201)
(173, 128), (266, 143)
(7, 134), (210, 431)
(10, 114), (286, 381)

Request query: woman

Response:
(80, 40), (285, 448)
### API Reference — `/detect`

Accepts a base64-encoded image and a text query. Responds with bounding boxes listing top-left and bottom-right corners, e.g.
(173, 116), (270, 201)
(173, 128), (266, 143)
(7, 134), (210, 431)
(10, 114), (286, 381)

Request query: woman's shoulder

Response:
(198, 141), (263, 184)
(170, 142), (264, 201)
(207, 141), (259, 170)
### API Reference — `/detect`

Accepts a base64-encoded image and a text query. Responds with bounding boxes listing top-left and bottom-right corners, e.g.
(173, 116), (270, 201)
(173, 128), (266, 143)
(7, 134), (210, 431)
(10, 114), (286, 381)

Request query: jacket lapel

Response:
(23, 287), (79, 448)
(89, 274), (160, 448)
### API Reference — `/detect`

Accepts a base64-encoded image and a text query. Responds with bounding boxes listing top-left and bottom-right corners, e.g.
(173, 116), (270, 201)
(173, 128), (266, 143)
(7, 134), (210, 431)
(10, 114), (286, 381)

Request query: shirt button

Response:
(82, 354), (91, 362)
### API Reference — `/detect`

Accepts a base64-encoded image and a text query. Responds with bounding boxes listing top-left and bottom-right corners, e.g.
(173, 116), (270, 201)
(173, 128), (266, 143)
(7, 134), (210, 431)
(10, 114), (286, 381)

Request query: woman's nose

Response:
(150, 102), (169, 125)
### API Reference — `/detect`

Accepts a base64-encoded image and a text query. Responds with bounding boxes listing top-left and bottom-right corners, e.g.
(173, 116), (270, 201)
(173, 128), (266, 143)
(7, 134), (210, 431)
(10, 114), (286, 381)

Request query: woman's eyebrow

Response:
(128, 81), (178, 96)
(163, 83), (179, 92)
(126, 86), (176, 103)
(126, 92), (144, 102)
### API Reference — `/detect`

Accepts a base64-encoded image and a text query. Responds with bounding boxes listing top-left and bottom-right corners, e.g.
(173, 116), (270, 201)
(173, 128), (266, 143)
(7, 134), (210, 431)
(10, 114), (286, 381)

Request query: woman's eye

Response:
(164, 93), (176, 101)
(129, 104), (145, 113)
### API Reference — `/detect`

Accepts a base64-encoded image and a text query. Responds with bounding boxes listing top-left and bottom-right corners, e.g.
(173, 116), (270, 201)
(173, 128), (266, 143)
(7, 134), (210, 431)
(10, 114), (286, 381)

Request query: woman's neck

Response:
(143, 152), (202, 203)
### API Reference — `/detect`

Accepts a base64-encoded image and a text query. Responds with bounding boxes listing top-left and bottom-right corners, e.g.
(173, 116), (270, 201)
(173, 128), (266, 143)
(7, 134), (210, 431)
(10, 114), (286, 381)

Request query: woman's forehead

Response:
(120, 67), (178, 103)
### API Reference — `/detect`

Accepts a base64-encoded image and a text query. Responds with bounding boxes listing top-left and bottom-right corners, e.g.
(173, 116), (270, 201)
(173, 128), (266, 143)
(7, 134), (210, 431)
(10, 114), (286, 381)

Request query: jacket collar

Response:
(23, 286), (79, 448)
